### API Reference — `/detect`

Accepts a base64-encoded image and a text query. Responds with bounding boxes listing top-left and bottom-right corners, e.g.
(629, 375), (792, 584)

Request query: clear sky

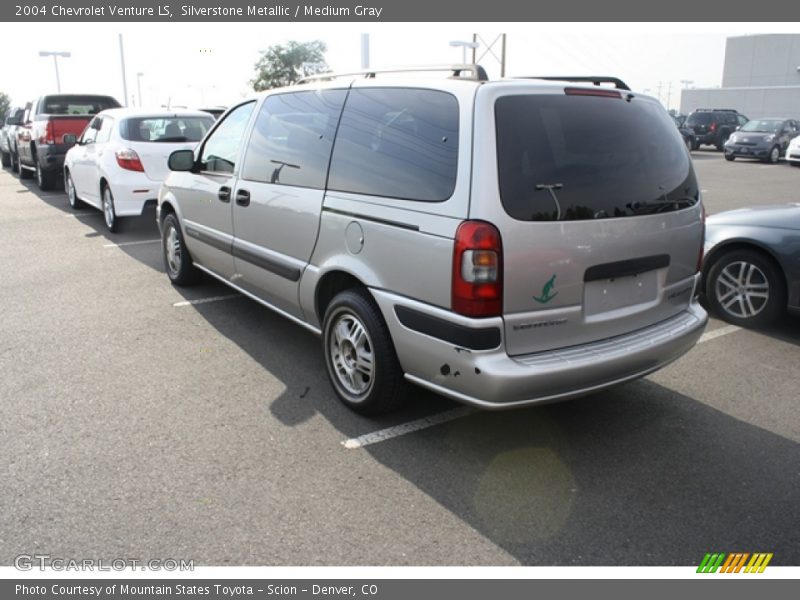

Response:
(1, 22), (798, 111)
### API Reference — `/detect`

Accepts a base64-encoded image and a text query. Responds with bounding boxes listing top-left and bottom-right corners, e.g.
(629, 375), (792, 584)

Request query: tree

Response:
(251, 41), (329, 91)
(0, 92), (11, 119)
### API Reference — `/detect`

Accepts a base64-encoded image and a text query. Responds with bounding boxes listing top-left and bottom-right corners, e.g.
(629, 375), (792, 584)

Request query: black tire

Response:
(161, 213), (201, 286)
(101, 184), (119, 232)
(18, 160), (33, 180)
(765, 146), (780, 164)
(691, 139), (700, 151)
(715, 133), (730, 151)
(322, 289), (404, 415)
(64, 171), (84, 209)
(684, 137), (692, 153)
(725, 155), (735, 162)
(706, 249), (786, 327)
(35, 160), (57, 190)
(10, 149), (19, 173)
(1, 151), (10, 168)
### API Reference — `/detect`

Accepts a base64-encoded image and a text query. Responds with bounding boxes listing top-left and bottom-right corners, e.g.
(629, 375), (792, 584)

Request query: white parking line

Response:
(341, 407), (476, 449)
(698, 324), (741, 343)
(103, 239), (160, 248)
(343, 324), (742, 450)
(172, 294), (241, 307)
(64, 212), (96, 217)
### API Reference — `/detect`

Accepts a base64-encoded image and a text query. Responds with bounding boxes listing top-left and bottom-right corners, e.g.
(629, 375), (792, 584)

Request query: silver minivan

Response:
(158, 66), (708, 414)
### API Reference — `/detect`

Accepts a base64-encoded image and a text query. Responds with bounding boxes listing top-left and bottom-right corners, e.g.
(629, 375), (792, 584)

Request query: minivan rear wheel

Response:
(707, 249), (785, 327)
(322, 289), (404, 415)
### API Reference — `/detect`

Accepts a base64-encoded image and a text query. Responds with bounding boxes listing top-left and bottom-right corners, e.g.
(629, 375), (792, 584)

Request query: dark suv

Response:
(685, 109), (748, 150)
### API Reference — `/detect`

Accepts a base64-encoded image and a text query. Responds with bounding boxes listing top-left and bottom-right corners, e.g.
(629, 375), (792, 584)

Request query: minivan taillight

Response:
(115, 148), (145, 172)
(697, 204), (706, 273)
(452, 221), (503, 317)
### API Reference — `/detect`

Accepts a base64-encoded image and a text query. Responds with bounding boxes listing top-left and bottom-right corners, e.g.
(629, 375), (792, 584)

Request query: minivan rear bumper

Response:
(372, 287), (708, 409)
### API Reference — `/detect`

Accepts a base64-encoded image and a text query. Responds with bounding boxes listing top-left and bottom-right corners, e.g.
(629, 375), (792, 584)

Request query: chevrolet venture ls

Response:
(158, 66), (708, 415)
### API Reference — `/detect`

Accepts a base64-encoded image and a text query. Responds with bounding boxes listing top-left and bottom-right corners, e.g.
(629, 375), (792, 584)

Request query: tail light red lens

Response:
(452, 221), (503, 317)
(564, 87), (622, 99)
(39, 121), (55, 145)
(697, 204), (706, 273)
(115, 148), (145, 172)
(709, 122), (717, 133)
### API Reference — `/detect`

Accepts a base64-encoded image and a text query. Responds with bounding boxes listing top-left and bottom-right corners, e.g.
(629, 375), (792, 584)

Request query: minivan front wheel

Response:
(322, 289), (404, 415)
(161, 213), (201, 286)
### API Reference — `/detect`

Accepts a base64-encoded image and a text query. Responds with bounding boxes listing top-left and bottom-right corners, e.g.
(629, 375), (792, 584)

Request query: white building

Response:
(680, 34), (800, 119)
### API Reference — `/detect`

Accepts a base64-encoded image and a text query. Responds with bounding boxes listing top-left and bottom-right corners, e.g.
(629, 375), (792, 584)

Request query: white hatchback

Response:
(64, 108), (215, 231)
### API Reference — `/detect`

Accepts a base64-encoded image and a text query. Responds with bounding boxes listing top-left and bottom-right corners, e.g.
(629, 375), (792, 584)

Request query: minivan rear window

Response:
(328, 88), (459, 202)
(495, 94), (698, 221)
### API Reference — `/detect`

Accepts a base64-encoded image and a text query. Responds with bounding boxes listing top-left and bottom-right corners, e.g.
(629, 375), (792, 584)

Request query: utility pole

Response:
(666, 81), (672, 110)
(360, 33), (369, 69)
(119, 34), (129, 107)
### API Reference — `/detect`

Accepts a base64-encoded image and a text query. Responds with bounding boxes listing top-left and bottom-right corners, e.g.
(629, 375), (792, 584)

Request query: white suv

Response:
(158, 66), (708, 415)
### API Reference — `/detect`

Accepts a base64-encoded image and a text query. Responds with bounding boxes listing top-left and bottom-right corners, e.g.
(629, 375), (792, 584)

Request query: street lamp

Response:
(680, 79), (694, 89)
(136, 72), (144, 107)
(38, 51), (71, 92)
(449, 40), (479, 64)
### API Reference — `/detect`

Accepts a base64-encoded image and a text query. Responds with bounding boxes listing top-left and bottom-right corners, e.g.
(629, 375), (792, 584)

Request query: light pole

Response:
(136, 72), (144, 107)
(680, 79), (694, 89)
(449, 40), (479, 64)
(38, 51), (71, 92)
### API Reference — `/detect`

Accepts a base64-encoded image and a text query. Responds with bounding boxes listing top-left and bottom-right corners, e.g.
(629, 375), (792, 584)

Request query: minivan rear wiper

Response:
(534, 183), (564, 220)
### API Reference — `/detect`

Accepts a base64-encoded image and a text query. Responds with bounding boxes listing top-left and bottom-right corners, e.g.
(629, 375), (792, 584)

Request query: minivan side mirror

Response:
(63, 134), (78, 146)
(168, 149), (196, 172)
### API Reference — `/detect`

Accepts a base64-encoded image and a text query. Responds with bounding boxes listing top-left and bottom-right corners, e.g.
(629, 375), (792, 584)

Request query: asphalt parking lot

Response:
(1, 151), (798, 567)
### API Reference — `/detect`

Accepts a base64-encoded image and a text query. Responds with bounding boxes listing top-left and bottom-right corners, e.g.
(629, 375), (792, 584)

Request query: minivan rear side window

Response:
(495, 94), (698, 221)
(328, 88), (459, 202)
(241, 89), (346, 189)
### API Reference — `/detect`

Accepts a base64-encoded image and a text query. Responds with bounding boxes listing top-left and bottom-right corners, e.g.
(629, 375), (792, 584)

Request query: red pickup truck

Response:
(16, 94), (121, 190)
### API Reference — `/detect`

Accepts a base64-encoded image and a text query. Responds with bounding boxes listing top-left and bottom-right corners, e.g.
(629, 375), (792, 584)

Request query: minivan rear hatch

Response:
(471, 84), (703, 356)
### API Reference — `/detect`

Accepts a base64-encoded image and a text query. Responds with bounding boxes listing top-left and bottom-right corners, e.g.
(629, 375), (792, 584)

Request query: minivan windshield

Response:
(495, 94), (698, 221)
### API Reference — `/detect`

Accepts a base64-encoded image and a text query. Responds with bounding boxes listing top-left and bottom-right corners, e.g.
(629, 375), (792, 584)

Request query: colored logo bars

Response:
(697, 552), (773, 573)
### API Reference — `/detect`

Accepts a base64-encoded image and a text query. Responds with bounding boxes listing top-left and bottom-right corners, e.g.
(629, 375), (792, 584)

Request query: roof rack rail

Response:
(517, 76), (631, 91)
(295, 64), (489, 85)
(695, 108), (738, 112)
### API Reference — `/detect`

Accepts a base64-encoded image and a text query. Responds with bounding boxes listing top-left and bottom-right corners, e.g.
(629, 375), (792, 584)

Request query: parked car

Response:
(1, 106), (25, 170)
(63, 108), (215, 232)
(782, 127), (800, 167)
(723, 118), (800, 163)
(685, 108), (748, 150)
(671, 114), (695, 152)
(196, 106), (227, 120)
(702, 204), (800, 327)
(158, 67), (707, 415)
(16, 94), (121, 190)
